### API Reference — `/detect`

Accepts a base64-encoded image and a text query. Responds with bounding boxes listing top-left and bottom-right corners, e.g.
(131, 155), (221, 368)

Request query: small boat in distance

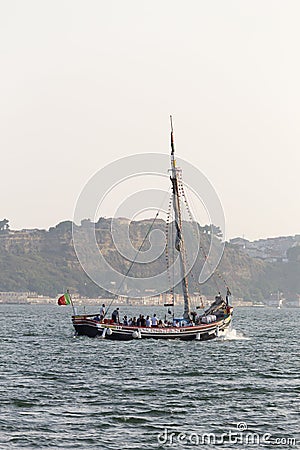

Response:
(71, 118), (233, 340)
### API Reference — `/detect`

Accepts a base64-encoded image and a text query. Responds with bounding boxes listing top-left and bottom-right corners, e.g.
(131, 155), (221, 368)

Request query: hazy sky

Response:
(1, 0), (299, 240)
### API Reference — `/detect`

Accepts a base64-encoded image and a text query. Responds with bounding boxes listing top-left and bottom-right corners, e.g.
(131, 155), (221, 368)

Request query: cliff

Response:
(0, 219), (299, 301)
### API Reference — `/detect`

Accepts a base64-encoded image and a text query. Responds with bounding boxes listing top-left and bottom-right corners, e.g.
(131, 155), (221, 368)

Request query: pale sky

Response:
(1, 0), (299, 240)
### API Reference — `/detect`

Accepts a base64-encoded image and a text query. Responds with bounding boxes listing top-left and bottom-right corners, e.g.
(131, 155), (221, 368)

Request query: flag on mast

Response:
(57, 292), (71, 306)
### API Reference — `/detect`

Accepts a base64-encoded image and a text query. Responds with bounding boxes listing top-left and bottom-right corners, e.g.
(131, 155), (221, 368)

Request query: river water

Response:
(0, 305), (299, 449)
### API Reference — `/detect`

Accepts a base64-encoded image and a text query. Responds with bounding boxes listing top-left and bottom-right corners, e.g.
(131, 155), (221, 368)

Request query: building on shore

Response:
(0, 291), (34, 304)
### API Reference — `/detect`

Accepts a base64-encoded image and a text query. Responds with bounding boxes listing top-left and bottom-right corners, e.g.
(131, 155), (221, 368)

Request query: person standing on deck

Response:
(100, 303), (105, 319)
(112, 308), (120, 324)
(226, 287), (232, 306)
(152, 314), (158, 327)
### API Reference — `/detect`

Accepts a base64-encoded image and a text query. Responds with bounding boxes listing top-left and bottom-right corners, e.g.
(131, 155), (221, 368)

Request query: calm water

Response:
(0, 305), (299, 449)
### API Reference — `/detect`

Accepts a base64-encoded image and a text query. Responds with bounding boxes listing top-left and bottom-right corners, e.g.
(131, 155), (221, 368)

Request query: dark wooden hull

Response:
(72, 312), (233, 341)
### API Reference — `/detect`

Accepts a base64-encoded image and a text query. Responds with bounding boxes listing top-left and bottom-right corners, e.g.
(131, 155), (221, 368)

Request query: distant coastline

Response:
(0, 292), (299, 308)
(0, 218), (299, 304)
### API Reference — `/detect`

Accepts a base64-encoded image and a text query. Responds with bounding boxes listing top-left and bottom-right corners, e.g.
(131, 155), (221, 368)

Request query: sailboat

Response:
(277, 291), (283, 309)
(71, 118), (233, 340)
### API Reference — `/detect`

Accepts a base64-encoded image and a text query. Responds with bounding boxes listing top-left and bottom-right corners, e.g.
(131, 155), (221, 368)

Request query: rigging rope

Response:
(178, 178), (230, 294)
(165, 194), (174, 304)
(104, 211), (160, 318)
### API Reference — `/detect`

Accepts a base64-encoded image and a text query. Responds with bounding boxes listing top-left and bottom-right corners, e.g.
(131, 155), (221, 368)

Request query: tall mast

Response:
(169, 116), (190, 320)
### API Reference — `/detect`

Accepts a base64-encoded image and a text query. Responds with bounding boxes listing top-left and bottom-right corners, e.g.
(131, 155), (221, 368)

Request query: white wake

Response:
(218, 326), (250, 341)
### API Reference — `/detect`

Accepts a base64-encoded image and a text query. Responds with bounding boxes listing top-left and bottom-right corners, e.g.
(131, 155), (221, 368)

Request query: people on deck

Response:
(112, 308), (120, 324)
(191, 311), (197, 323)
(152, 314), (158, 327)
(99, 303), (105, 320)
(109, 311), (164, 327)
(226, 287), (231, 306)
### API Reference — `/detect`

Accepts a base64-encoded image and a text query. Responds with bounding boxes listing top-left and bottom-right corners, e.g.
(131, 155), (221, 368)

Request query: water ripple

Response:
(0, 305), (299, 449)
